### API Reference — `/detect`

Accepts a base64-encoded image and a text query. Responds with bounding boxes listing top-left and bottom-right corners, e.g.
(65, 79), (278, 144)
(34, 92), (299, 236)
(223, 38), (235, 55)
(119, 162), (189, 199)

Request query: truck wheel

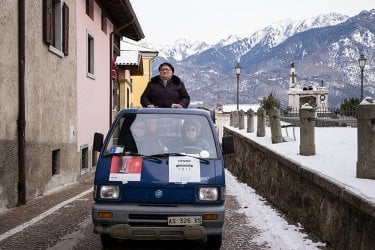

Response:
(100, 234), (117, 247)
(205, 235), (222, 249)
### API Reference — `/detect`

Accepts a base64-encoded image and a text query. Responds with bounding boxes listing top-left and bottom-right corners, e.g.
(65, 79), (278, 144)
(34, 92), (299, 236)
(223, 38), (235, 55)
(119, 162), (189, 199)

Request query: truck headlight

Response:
(100, 185), (120, 199)
(198, 187), (218, 201)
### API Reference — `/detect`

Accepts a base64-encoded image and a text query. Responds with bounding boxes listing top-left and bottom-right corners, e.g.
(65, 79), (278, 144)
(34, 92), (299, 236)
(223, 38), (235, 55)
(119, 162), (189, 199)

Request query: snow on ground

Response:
(226, 170), (325, 249)
(228, 125), (375, 203)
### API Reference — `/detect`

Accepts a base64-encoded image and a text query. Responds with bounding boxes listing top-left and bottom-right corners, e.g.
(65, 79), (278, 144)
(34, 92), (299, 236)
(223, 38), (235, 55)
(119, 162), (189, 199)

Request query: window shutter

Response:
(62, 3), (69, 56)
(43, 0), (53, 44)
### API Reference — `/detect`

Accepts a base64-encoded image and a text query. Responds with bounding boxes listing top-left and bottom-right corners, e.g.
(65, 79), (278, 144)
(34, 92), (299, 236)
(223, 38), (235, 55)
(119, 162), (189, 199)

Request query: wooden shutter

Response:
(43, 0), (53, 44)
(62, 2), (69, 56)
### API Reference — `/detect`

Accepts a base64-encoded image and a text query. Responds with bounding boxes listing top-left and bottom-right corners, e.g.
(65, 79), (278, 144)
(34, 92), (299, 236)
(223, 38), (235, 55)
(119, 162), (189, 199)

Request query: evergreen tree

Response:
(340, 97), (360, 109)
(260, 93), (280, 114)
(340, 97), (360, 117)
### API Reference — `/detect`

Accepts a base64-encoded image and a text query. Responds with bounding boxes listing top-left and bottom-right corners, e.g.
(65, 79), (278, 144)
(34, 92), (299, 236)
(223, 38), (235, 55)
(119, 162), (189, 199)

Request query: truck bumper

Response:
(92, 203), (224, 241)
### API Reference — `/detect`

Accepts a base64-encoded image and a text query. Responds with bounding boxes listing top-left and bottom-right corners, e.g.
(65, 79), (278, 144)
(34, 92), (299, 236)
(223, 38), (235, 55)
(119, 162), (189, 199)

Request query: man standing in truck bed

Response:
(141, 62), (190, 108)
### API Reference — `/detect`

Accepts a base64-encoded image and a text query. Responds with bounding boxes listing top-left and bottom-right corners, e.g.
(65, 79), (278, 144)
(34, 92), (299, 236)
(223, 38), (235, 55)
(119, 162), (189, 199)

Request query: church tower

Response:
(288, 63), (300, 109)
(289, 63), (297, 88)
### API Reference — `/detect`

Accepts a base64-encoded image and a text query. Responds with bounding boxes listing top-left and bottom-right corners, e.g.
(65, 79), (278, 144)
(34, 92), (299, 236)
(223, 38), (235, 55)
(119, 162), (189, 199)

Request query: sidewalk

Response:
(0, 176), (93, 238)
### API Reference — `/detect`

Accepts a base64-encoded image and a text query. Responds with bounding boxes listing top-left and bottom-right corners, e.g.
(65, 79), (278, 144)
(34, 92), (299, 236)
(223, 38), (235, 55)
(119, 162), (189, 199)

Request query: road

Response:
(0, 173), (322, 250)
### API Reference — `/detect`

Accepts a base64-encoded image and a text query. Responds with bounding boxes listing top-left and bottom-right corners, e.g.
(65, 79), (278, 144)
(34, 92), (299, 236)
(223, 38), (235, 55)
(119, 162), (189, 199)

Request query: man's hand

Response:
(171, 103), (183, 108)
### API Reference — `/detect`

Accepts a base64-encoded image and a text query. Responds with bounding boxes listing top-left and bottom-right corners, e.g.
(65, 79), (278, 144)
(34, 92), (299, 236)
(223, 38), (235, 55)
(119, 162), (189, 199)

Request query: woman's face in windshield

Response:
(132, 121), (146, 139)
(184, 125), (198, 142)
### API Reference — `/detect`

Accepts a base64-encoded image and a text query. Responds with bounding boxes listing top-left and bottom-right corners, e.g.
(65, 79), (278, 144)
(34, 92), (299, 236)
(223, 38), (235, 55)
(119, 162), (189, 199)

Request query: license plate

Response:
(167, 216), (202, 225)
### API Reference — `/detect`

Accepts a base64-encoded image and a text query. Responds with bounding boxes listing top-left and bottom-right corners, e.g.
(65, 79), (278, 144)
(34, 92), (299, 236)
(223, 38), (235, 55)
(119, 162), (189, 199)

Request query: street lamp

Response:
(235, 62), (242, 111)
(358, 54), (367, 101)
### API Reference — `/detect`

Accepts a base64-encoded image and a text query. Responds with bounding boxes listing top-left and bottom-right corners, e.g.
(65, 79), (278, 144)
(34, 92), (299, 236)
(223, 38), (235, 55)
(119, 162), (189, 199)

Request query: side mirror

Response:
(93, 132), (104, 152)
(222, 136), (234, 155)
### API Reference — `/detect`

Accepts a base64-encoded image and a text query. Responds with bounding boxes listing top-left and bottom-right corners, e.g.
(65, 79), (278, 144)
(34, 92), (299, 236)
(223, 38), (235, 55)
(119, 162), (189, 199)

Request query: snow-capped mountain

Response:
(139, 38), (211, 62)
(147, 13), (349, 63)
(142, 10), (375, 108)
(213, 35), (243, 47)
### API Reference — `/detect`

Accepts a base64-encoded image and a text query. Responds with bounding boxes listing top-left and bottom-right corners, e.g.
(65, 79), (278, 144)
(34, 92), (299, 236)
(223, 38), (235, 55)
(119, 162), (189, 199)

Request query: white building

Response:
(287, 63), (329, 110)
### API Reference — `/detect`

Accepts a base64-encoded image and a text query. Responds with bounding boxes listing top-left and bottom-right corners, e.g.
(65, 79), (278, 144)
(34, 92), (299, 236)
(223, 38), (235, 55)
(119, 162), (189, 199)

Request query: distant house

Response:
(0, 0), (143, 209)
(116, 40), (158, 108)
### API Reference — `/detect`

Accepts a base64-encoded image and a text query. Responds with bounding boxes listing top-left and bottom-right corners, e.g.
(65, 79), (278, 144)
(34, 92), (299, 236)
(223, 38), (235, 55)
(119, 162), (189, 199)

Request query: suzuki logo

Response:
(155, 190), (163, 198)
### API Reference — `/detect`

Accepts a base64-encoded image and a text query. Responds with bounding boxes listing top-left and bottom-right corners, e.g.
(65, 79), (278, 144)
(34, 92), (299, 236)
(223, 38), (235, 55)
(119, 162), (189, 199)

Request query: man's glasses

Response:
(160, 68), (172, 71)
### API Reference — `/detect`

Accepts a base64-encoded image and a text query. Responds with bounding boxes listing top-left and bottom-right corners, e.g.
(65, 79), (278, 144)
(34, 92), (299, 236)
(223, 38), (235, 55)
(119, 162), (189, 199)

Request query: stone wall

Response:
(224, 128), (375, 249)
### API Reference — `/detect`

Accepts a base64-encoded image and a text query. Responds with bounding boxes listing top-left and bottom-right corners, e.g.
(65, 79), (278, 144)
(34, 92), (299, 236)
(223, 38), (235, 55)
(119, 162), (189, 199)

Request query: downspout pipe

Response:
(149, 51), (159, 80)
(109, 18), (135, 126)
(17, 0), (26, 205)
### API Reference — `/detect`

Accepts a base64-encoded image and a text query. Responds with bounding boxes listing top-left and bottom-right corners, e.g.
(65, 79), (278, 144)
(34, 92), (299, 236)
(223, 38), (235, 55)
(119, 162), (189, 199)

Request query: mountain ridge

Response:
(137, 10), (375, 108)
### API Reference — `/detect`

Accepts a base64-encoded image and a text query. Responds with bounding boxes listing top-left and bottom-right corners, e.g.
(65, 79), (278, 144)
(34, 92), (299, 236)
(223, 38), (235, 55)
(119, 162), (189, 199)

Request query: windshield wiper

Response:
(148, 153), (210, 165)
(123, 152), (162, 164)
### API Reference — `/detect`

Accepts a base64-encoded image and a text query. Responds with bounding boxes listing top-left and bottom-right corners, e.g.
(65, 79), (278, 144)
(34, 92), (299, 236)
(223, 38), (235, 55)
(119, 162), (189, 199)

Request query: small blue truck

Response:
(92, 108), (234, 249)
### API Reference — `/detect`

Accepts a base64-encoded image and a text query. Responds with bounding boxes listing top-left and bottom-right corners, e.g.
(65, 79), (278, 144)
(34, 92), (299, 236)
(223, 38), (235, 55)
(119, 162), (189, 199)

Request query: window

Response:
(81, 146), (89, 170)
(43, 0), (69, 56)
(87, 33), (95, 77)
(86, 0), (94, 20)
(101, 13), (107, 34)
(52, 149), (60, 175)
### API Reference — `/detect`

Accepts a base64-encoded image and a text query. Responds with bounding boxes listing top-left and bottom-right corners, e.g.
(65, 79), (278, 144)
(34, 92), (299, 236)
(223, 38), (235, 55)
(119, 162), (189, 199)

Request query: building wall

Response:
(25, 0), (79, 200)
(0, 1), (18, 141)
(76, 0), (113, 148)
(0, 1), (79, 209)
(130, 55), (155, 108)
(119, 69), (131, 109)
(76, 1), (113, 154)
(0, 0), (23, 210)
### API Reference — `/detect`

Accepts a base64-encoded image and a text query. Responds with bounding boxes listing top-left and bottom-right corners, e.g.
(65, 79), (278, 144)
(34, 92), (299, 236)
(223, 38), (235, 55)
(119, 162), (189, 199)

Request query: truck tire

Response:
(100, 234), (117, 247)
(205, 235), (222, 249)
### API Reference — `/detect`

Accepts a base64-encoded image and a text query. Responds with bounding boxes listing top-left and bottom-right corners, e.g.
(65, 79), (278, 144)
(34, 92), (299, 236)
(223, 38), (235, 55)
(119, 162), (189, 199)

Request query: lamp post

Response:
(358, 54), (367, 101)
(235, 62), (242, 111)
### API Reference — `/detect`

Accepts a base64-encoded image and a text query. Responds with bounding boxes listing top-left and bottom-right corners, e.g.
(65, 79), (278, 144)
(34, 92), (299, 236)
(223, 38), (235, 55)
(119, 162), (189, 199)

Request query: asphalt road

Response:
(0, 177), (266, 250)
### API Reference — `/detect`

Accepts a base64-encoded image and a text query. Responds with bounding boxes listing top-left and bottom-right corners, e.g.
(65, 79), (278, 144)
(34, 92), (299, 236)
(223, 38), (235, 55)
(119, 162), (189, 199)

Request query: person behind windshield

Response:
(181, 120), (210, 150)
(140, 62), (190, 108)
(131, 119), (164, 155)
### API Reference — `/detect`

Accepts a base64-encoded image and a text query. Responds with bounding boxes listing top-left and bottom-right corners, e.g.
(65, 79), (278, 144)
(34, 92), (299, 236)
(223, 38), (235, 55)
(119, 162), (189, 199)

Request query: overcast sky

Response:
(129, 0), (374, 45)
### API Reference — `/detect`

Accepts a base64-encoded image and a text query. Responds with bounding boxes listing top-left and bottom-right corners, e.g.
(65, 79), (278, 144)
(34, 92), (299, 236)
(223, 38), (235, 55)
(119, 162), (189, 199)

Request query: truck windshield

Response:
(103, 113), (218, 159)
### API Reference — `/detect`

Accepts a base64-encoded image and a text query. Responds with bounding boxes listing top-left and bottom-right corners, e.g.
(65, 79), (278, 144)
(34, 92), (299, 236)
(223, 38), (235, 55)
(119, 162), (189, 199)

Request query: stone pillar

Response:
(233, 111), (239, 128)
(239, 110), (245, 129)
(269, 107), (283, 143)
(229, 112), (234, 126)
(257, 107), (266, 137)
(247, 108), (255, 133)
(299, 104), (315, 156)
(356, 97), (375, 179)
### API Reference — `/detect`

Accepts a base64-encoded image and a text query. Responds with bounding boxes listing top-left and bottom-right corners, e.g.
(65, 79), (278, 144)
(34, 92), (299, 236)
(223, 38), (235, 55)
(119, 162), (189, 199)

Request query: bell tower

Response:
(289, 63), (297, 88)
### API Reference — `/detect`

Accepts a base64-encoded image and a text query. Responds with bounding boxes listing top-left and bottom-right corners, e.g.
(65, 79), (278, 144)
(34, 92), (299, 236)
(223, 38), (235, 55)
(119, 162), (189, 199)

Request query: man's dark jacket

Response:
(140, 75), (190, 108)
